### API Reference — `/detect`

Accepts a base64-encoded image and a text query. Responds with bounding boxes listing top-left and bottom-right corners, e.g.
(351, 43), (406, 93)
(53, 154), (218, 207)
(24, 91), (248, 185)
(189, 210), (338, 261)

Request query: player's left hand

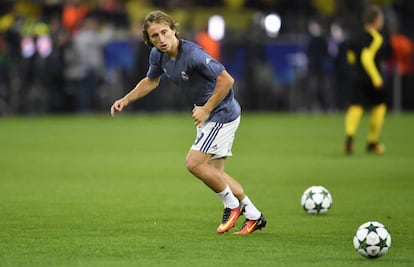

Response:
(374, 81), (383, 90)
(192, 105), (210, 126)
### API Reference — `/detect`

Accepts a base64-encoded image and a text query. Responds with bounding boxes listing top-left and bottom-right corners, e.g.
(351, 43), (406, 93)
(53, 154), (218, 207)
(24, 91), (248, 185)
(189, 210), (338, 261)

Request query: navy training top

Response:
(146, 39), (241, 123)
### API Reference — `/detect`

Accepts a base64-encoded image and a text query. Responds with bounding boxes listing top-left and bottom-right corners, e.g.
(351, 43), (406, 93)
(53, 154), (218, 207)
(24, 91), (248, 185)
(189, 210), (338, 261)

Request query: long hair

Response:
(142, 10), (179, 48)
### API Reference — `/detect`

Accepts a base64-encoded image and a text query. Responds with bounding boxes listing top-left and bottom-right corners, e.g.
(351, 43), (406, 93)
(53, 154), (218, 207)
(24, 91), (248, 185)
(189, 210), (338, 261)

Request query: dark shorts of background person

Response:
(349, 81), (386, 107)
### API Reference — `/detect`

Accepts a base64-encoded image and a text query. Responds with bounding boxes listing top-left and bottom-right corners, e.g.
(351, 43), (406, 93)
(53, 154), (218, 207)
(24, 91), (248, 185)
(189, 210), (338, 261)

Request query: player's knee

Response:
(185, 157), (200, 175)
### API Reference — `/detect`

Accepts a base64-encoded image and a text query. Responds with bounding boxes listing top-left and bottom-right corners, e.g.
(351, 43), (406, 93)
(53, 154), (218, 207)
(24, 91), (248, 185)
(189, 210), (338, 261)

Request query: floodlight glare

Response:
(263, 13), (281, 38)
(208, 15), (225, 41)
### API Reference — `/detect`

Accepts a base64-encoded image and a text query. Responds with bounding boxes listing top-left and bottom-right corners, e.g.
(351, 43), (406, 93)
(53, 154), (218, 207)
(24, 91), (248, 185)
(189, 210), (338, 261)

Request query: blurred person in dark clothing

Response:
(0, 30), (11, 115)
(65, 16), (105, 112)
(329, 22), (351, 111)
(44, 15), (71, 112)
(305, 19), (331, 112)
(344, 5), (388, 155)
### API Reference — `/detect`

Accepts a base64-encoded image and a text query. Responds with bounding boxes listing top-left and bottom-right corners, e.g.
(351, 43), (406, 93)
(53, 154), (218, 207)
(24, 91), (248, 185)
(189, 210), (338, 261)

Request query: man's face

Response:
(147, 22), (177, 54)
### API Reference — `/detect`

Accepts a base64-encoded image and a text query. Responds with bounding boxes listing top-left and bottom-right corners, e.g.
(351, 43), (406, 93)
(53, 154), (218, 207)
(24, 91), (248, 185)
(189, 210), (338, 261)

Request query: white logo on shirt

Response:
(206, 57), (212, 64)
(163, 68), (170, 78)
(181, 71), (189, 80)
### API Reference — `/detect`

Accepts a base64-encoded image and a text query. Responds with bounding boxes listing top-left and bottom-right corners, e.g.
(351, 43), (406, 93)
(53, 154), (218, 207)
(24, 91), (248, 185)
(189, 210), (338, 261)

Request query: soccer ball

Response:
(301, 186), (332, 214)
(353, 221), (391, 258)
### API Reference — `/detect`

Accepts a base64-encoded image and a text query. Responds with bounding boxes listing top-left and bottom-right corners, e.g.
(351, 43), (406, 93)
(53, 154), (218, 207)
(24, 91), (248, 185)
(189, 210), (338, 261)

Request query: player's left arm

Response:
(361, 29), (384, 89)
(192, 70), (234, 126)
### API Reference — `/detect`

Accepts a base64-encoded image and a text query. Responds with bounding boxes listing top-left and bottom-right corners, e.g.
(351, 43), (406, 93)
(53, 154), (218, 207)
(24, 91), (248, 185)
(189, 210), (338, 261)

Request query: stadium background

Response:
(0, 0), (413, 115)
(1, 2), (414, 266)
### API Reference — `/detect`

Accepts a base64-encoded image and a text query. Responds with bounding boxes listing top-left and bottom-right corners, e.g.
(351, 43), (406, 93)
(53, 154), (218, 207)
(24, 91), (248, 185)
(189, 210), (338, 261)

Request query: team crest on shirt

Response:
(206, 57), (211, 64)
(181, 71), (189, 80)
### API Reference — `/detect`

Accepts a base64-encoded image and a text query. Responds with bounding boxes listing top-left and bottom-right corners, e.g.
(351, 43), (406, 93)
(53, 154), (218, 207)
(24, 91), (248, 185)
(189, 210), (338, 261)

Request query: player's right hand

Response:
(110, 98), (127, 117)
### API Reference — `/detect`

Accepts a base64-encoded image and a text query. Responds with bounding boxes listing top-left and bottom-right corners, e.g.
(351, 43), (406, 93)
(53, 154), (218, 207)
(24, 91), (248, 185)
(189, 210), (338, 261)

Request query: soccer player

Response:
(344, 5), (388, 155)
(110, 10), (266, 234)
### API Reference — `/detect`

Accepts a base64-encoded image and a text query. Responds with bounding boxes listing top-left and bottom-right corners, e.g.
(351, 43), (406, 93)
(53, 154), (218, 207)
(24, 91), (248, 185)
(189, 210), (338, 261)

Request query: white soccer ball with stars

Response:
(301, 185), (332, 214)
(353, 221), (391, 258)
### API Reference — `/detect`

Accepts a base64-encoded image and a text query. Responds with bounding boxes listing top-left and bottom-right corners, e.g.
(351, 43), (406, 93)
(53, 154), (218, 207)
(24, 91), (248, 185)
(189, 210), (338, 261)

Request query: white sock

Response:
(241, 196), (261, 220)
(217, 185), (239, 209)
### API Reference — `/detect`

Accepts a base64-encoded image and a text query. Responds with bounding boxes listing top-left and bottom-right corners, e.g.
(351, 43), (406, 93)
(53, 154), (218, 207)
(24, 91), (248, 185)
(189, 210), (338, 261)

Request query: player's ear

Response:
(142, 30), (154, 48)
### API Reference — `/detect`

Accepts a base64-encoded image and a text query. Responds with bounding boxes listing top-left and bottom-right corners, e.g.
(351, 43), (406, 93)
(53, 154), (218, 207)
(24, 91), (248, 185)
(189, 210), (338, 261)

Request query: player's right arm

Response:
(110, 76), (160, 117)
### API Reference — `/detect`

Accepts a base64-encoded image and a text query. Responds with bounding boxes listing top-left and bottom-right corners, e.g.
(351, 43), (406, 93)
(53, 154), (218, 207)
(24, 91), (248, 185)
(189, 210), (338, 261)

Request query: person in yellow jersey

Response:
(344, 5), (388, 155)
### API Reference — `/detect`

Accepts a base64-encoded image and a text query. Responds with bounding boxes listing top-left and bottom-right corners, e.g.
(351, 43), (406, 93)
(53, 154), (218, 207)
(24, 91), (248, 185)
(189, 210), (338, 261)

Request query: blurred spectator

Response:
(99, 0), (122, 12)
(0, 0), (412, 114)
(44, 15), (70, 112)
(329, 22), (351, 111)
(124, 20), (161, 111)
(0, 31), (11, 115)
(195, 30), (221, 61)
(390, 33), (413, 75)
(64, 16), (105, 112)
(14, 1), (53, 114)
(0, 9), (14, 115)
(242, 15), (273, 110)
(62, 0), (89, 35)
(389, 31), (414, 110)
(305, 19), (332, 112)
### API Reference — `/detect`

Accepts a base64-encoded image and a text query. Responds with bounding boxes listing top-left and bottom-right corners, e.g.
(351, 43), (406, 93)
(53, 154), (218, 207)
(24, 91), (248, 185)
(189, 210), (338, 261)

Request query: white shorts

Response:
(191, 116), (241, 159)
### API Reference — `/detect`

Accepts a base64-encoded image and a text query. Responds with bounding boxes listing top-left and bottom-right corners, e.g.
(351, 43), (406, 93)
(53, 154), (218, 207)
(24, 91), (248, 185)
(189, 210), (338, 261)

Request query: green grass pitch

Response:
(1, 112), (413, 266)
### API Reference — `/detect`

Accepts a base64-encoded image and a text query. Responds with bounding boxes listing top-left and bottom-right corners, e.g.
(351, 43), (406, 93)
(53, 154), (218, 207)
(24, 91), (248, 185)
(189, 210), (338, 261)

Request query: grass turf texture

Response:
(0, 113), (413, 267)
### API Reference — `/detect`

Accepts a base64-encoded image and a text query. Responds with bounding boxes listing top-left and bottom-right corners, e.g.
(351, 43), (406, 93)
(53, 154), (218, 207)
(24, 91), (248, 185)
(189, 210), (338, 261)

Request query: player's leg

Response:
(186, 118), (241, 197)
(207, 157), (245, 199)
(344, 82), (366, 154)
(367, 103), (386, 144)
(209, 158), (266, 235)
(208, 158), (261, 219)
(185, 149), (242, 234)
(185, 150), (229, 193)
(344, 104), (363, 154)
(188, 117), (254, 233)
(366, 87), (387, 154)
(367, 103), (386, 154)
